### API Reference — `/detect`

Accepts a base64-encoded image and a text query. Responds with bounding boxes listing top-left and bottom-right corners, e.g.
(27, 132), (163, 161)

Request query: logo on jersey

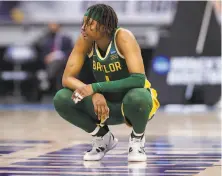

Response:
(111, 50), (116, 54)
(110, 50), (118, 60)
(110, 53), (118, 60)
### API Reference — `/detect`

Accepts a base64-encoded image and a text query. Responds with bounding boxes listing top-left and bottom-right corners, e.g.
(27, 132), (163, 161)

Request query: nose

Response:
(81, 24), (85, 31)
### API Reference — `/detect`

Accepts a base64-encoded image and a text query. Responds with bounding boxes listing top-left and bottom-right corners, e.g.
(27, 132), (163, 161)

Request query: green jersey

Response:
(88, 28), (130, 102)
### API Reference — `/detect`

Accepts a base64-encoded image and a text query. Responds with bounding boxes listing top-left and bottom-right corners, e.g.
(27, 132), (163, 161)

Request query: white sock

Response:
(132, 129), (144, 138)
(89, 126), (100, 136)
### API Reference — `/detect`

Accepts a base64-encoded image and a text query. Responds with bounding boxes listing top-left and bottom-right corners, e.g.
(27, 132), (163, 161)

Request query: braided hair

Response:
(84, 4), (118, 36)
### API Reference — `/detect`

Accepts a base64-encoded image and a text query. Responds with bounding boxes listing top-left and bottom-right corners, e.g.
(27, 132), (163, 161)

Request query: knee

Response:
(53, 88), (72, 110)
(123, 88), (152, 110)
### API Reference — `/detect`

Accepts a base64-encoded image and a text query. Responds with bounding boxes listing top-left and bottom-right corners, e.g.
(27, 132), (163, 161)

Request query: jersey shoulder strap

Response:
(113, 27), (125, 59)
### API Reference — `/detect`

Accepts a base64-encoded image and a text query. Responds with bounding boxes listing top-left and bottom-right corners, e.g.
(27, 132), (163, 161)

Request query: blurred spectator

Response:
(35, 22), (73, 92)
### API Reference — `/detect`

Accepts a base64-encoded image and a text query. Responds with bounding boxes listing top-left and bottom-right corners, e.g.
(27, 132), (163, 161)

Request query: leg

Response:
(53, 88), (122, 160)
(53, 88), (99, 133)
(122, 88), (154, 162)
(53, 88), (124, 134)
(122, 88), (153, 134)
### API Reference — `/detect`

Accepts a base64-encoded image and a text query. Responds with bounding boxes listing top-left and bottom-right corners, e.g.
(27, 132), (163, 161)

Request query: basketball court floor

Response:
(0, 105), (221, 176)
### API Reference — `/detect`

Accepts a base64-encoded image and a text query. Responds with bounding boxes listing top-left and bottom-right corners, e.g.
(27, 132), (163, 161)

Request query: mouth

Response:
(81, 31), (87, 38)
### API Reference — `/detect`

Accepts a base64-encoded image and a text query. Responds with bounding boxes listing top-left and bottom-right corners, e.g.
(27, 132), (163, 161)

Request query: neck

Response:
(95, 35), (112, 52)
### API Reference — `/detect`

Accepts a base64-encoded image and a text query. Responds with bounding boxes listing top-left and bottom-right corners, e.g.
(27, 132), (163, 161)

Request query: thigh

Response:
(56, 88), (124, 125)
(122, 88), (159, 121)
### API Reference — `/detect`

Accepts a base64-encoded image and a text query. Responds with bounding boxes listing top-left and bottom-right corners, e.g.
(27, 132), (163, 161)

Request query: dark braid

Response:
(85, 4), (118, 36)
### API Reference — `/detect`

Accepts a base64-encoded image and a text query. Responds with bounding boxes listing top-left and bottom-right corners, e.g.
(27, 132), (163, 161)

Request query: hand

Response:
(92, 93), (109, 122)
(44, 52), (54, 64)
(72, 84), (94, 103)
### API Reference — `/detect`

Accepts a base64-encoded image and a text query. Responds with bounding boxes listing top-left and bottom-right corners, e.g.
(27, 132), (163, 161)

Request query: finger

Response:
(71, 91), (76, 99)
(72, 96), (81, 104)
(94, 104), (99, 120)
(72, 91), (83, 104)
(72, 90), (80, 98)
(97, 105), (102, 121)
(100, 105), (106, 119)
(99, 105), (109, 124)
(75, 91), (83, 100)
(105, 106), (110, 117)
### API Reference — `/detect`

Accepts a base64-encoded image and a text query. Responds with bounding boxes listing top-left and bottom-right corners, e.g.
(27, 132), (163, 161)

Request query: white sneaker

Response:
(128, 135), (147, 162)
(84, 131), (118, 161)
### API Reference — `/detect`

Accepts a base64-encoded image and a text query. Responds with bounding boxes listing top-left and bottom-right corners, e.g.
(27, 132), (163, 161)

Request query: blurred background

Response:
(0, 0), (221, 112)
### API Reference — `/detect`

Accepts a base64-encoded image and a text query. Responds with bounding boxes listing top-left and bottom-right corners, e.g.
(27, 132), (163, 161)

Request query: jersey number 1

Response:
(105, 76), (110, 81)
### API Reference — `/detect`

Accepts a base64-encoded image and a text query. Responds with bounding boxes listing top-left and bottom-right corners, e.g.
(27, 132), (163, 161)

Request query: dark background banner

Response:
(148, 1), (221, 105)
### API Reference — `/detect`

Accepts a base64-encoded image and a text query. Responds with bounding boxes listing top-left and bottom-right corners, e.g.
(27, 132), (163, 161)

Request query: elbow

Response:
(62, 75), (78, 88)
(131, 73), (146, 88)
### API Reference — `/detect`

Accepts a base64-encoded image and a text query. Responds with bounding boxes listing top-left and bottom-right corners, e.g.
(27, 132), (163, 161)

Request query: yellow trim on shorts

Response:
(148, 88), (160, 119)
(144, 79), (151, 89)
(144, 79), (160, 119)
(121, 81), (160, 126)
(121, 90), (160, 126)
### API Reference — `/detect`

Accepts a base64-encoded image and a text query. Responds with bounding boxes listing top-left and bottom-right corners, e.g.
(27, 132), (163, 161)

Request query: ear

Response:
(99, 25), (106, 32)
(99, 25), (112, 36)
(89, 20), (98, 31)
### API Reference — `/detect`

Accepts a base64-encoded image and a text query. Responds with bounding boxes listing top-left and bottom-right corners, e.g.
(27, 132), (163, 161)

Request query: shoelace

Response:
(130, 137), (145, 153)
(88, 136), (105, 152)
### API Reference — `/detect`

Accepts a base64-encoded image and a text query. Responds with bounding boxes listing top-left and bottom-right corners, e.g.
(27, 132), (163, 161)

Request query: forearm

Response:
(62, 76), (86, 91)
(92, 73), (148, 93)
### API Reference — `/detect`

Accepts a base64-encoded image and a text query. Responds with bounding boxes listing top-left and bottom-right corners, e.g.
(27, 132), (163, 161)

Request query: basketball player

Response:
(53, 4), (160, 162)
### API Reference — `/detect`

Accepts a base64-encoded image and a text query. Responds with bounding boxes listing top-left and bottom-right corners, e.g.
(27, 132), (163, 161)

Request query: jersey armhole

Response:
(114, 28), (125, 59)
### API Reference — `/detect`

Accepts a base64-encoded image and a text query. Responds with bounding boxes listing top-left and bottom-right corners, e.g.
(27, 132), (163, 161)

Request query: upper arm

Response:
(63, 35), (93, 78)
(116, 29), (145, 74)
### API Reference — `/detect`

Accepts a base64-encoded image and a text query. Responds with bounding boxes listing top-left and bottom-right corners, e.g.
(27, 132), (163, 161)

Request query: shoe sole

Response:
(128, 157), (147, 162)
(128, 159), (147, 162)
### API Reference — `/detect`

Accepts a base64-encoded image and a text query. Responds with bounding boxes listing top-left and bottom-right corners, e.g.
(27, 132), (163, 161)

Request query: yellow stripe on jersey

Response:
(114, 28), (125, 59)
(95, 42), (112, 61)
(88, 48), (93, 58)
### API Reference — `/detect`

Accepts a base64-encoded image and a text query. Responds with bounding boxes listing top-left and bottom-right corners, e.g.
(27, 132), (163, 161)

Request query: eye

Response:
(86, 21), (90, 26)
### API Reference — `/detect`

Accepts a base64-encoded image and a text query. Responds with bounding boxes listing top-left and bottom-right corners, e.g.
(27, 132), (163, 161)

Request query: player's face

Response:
(81, 16), (105, 40)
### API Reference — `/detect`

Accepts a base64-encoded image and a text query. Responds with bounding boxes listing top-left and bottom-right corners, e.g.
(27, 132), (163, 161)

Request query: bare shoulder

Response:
(116, 28), (140, 55)
(116, 28), (136, 43)
(115, 28), (144, 73)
